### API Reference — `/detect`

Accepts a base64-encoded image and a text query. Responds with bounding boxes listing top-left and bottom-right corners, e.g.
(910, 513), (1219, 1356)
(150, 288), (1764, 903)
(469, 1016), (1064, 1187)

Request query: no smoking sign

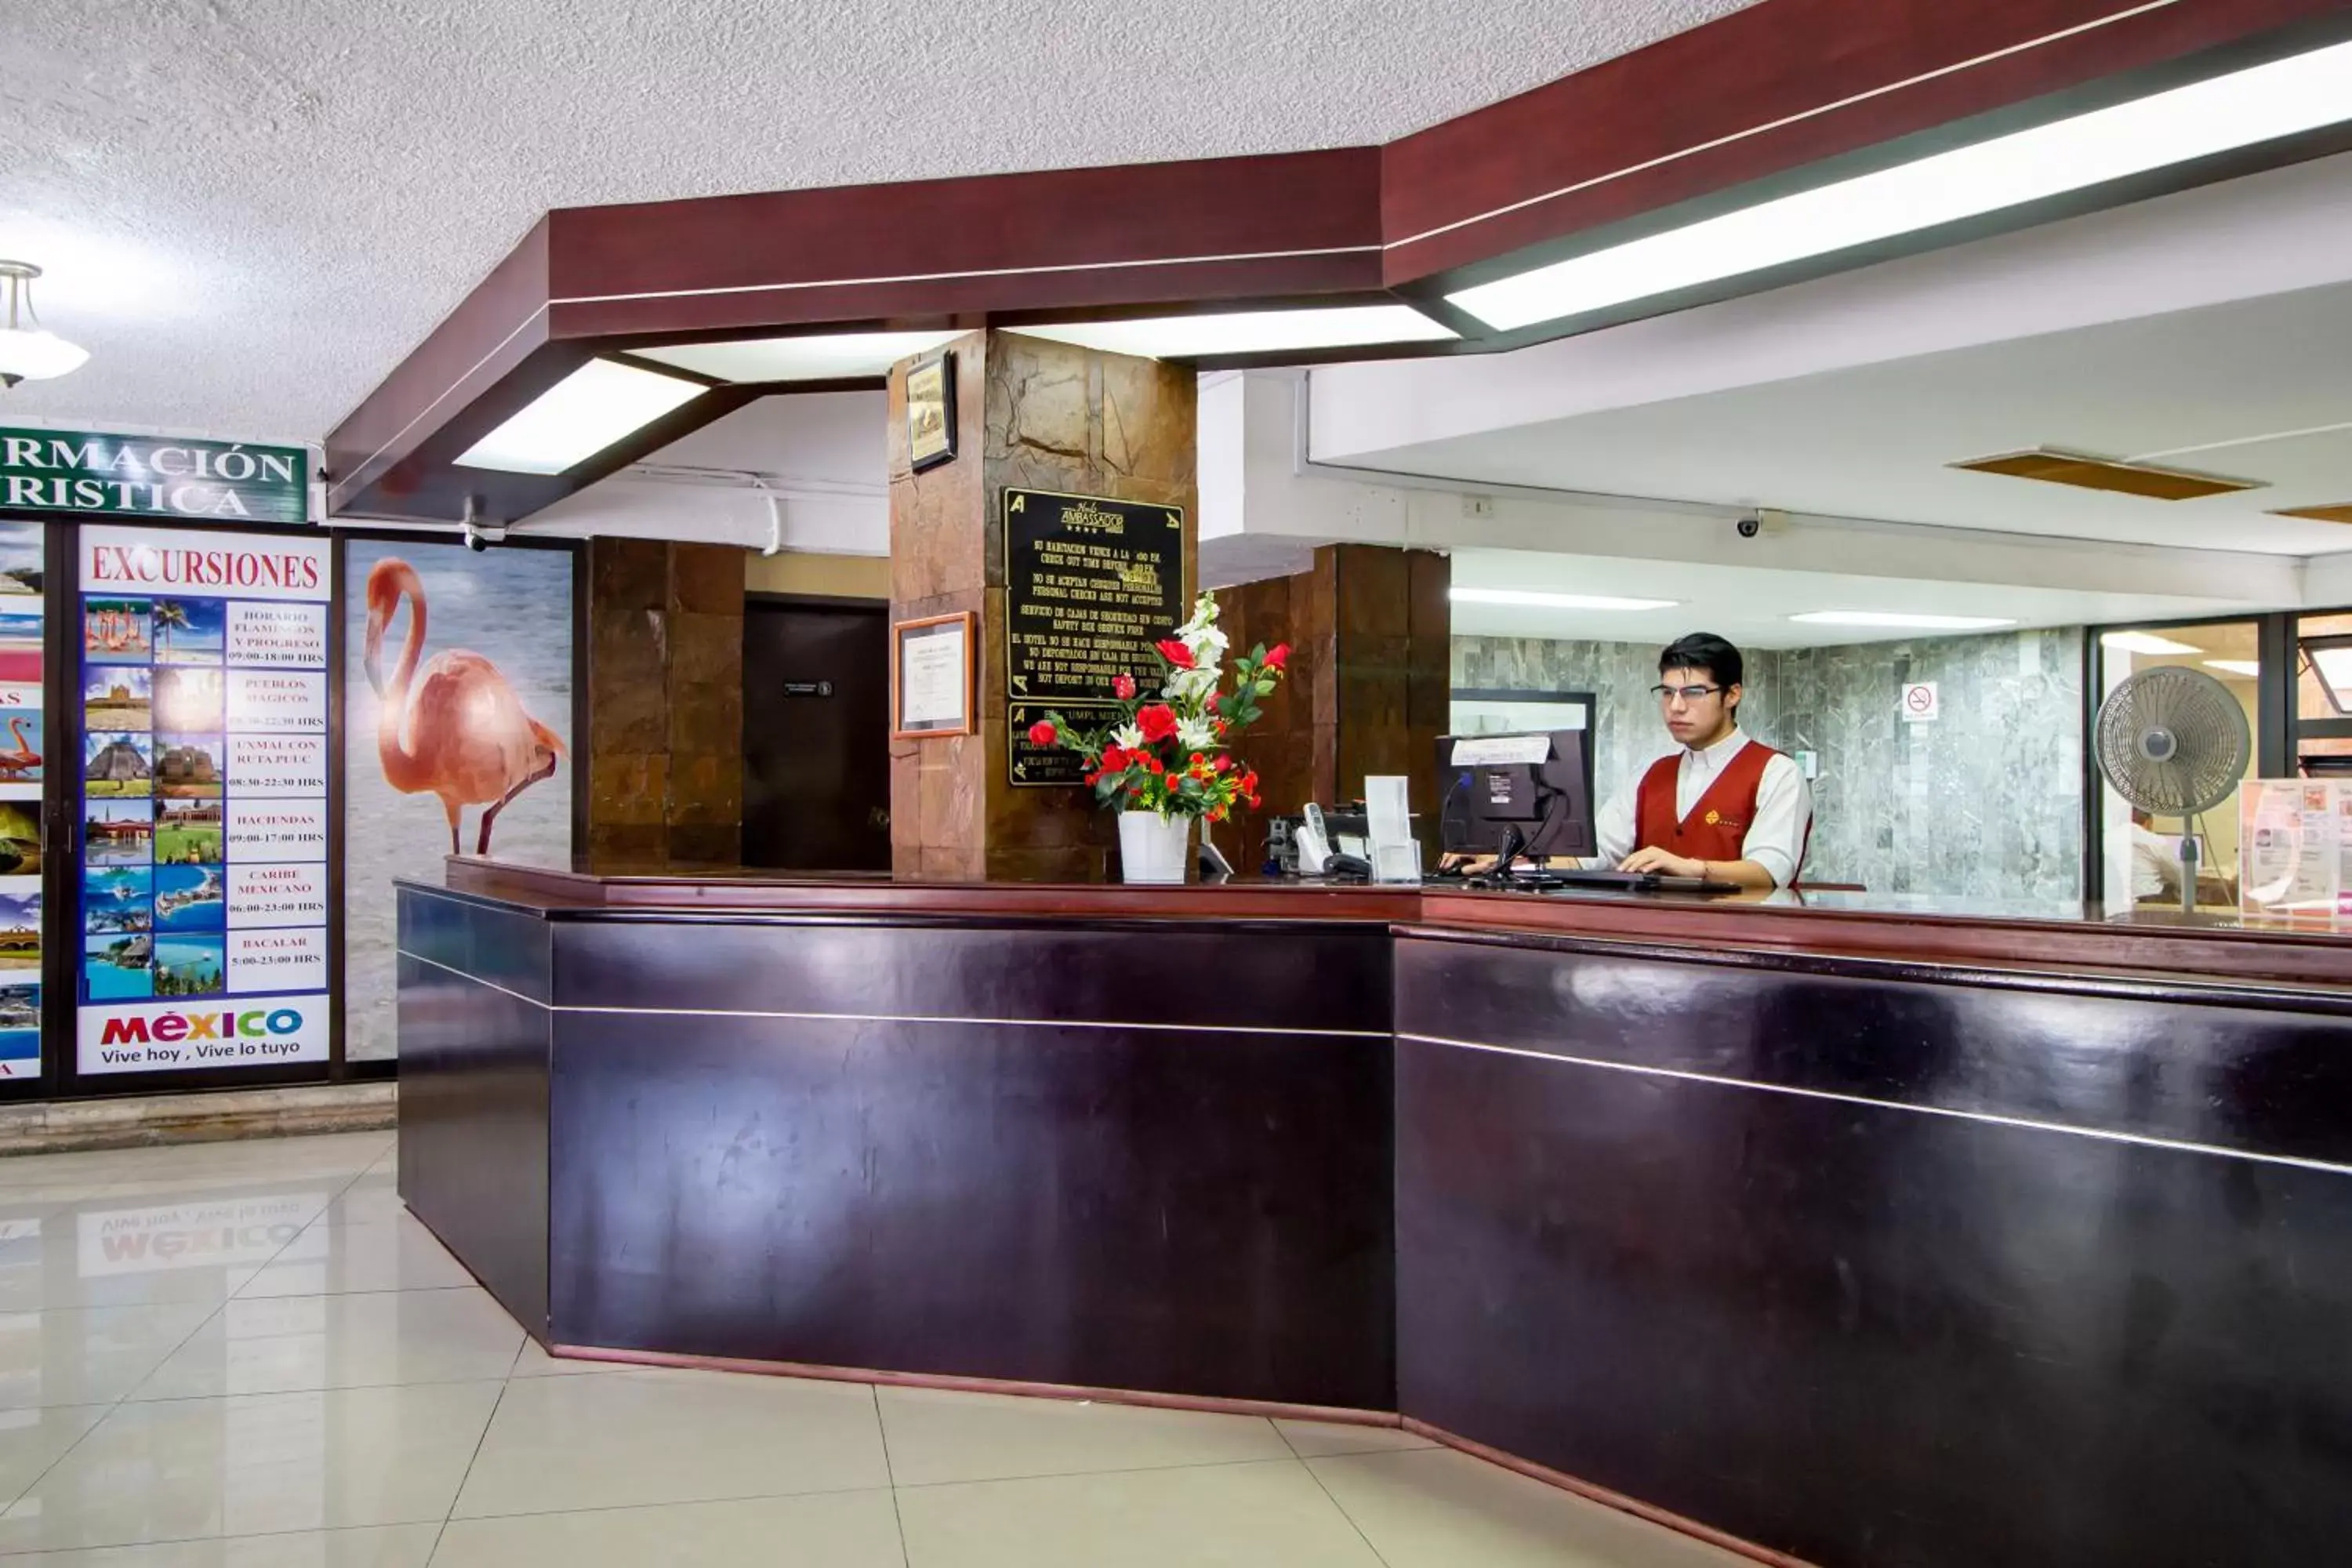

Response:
(1900, 681), (1940, 723)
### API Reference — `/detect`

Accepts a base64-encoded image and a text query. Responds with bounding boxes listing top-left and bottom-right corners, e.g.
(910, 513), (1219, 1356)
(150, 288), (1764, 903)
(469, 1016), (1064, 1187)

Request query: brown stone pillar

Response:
(888, 331), (1196, 881)
(583, 538), (745, 863)
(1222, 545), (1450, 866)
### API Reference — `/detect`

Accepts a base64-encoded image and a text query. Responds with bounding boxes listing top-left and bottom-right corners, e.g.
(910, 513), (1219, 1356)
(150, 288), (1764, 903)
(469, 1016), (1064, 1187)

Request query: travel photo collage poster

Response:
(0, 523), (43, 1079)
(78, 524), (332, 1076)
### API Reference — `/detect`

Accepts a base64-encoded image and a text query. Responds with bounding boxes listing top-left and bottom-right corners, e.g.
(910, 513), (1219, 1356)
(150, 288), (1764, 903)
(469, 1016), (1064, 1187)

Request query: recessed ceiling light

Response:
(632, 331), (967, 383)
(1789, 612), (2016, 630)
(455, 359), (707, 476)
(1450, 588), (1678, 611)
(2101, 631), (2203, 655)
(1006, 305), (1454, 360)
(1449, 38), (2352, 331)
(2204, 659), (2262, 677)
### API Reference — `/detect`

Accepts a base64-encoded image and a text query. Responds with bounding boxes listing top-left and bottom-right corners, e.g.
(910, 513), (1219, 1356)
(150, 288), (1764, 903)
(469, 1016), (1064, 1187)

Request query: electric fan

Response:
(2092, 666), (2251, 913)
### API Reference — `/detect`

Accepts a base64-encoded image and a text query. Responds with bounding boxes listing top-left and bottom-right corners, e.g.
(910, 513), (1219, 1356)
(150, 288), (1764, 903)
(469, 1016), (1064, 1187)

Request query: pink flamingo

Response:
(362, 558), (564, 855)
(0, 717), (39, 778)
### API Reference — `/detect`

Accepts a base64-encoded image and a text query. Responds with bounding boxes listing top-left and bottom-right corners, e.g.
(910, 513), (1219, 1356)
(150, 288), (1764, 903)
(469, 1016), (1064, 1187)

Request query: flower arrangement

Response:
(1025, 592), (1289, 828)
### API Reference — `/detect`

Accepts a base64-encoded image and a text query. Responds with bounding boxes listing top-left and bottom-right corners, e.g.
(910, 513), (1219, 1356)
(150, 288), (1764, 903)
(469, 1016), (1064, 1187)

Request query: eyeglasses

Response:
(1650, 683), (1725, 703)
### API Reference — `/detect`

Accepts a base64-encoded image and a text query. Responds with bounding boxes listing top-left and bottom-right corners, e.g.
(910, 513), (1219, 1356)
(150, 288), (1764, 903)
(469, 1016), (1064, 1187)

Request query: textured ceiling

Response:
(0, 0), (1754, 447)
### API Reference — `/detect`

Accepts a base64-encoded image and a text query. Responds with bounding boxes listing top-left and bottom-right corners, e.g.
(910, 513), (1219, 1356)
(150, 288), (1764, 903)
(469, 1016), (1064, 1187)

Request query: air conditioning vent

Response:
(1948, 448), (2262, 501)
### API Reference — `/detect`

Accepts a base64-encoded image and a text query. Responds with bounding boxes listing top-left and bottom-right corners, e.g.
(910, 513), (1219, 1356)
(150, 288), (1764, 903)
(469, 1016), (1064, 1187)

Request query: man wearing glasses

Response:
(1595, 632), (1813, 890)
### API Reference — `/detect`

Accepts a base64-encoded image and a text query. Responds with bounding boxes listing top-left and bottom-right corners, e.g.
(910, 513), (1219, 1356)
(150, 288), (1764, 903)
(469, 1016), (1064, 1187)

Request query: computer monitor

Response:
(1434, 731), (1596, 859)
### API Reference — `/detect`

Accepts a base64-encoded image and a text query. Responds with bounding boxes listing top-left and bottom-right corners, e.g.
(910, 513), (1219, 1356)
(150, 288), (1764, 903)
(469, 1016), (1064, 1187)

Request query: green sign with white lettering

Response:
(0, 429), (309, 524)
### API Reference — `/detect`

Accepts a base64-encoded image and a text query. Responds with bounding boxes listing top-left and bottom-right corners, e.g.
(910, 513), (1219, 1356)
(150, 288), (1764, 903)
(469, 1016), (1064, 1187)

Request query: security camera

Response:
(1733, 507), (1789, 542)
(1735, 514), (1762, 539)
(462, 521), (490, 552)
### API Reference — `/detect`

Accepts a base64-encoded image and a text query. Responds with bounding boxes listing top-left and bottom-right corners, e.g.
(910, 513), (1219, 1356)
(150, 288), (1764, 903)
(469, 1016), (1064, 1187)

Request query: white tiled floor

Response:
(0, 1131), (1750, 1566)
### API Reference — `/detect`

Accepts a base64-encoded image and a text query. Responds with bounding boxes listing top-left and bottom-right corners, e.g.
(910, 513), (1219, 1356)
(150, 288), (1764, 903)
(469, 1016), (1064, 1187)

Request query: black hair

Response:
(1658, 633), (1744, 691)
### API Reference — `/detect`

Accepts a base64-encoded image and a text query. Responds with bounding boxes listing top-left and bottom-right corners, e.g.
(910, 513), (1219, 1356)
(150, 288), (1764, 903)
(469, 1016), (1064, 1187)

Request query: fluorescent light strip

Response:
(2204, 659), (2262, 677)
(1450, 38), (2352, 331)
(1791, 612), (2016, 630)
(1006, 306), (1454, 360)
(632, 331), (967, 383)
(456, 359), (706, 476)
(1451, 588), (1678, 612)
(2100, 631), (2202, 655)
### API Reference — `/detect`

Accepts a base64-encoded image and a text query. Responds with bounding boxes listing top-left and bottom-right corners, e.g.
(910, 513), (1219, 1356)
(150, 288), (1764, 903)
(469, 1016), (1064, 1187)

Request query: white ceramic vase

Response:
(1118, 811), (1192, 884)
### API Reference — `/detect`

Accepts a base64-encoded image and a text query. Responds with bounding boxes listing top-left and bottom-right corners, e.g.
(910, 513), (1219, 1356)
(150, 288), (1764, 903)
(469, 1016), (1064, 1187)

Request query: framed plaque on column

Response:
(892, 612), (975, 739)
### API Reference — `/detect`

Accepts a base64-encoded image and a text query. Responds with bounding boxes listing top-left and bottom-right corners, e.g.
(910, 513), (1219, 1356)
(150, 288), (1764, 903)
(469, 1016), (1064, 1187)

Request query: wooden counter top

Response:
(423, 857), (2352, 989)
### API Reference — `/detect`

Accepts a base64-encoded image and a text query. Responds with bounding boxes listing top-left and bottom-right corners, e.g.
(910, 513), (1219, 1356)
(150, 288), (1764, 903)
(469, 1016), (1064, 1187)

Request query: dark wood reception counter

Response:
(397, 861), (2352, 1568)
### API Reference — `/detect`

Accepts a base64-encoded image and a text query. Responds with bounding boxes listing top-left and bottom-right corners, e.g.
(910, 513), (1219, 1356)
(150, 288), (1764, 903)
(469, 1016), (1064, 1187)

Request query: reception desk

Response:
(396, 861), (2352, 1568)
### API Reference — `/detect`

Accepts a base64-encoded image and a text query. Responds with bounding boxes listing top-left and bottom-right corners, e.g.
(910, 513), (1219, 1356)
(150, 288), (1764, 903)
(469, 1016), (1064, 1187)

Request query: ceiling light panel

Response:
(456, 359), (706, 476)
(1789, 612), (2016, 630)
(1951, 449), (2260, 501)
(1007, 306), (1455, 360)
(2100, 631), (2203, 655)
(2270, 503), (2352, 524)
(2205, 659), (2262, 677)
(1450, 588), (1677, 611)
(633, 332), (967, 383)
(1450, 39), (2352, 331)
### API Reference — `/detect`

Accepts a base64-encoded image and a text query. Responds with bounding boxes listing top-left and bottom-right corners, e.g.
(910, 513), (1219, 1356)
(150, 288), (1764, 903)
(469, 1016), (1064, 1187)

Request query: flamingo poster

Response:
(74, 524), (333, 1076)
(342, 539), (573, 1064)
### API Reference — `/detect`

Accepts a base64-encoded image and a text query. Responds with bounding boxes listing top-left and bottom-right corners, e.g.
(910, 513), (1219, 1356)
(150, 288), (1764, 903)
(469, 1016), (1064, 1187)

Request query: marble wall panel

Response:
(1452, 630), (2085, 898)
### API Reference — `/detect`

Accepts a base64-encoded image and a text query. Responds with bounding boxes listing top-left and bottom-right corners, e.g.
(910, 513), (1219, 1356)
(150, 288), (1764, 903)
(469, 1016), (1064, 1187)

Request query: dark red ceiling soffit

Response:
(328, 0), (2352, 524)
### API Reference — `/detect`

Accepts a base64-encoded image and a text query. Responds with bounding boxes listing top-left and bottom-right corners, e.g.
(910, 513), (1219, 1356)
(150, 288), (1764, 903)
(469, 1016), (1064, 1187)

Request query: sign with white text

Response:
(6, 431), (308, 524)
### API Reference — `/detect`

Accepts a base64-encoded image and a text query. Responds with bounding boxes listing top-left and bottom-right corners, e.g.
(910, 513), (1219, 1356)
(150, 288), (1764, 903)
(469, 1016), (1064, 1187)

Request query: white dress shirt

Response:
(1591, 729), (1813, 887)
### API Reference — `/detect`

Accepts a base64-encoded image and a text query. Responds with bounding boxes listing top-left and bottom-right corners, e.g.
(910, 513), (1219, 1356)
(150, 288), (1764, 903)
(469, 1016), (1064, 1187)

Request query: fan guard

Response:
(2093, 666), (2250, 818)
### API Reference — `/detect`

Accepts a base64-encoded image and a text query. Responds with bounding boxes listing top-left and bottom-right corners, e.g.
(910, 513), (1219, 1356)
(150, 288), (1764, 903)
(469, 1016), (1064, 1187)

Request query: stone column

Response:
(583, 538), (745, 863)
(1221, 544), (1450, 866)
(888, 330), (1197, 881)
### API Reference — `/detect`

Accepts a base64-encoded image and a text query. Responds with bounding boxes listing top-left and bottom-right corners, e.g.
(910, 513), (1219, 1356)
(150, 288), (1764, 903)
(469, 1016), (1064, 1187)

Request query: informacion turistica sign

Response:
(75, 524), (334, 1075)
(0, 429), (310, 524)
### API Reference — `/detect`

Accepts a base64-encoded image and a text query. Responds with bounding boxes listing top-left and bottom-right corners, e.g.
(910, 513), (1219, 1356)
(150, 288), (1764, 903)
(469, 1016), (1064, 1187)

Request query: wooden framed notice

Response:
(891, 612), (975, 739)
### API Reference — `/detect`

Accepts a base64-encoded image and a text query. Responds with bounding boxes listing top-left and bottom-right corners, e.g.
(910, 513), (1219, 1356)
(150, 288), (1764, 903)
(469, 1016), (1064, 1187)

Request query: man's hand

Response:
(1617, 845), (1704, 879)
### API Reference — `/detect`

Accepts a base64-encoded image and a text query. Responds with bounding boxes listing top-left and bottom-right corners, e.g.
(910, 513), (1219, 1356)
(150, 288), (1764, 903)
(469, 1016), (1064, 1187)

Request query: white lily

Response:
(1175, 715), (1218, 752)
(1112, 723), (1145, 750)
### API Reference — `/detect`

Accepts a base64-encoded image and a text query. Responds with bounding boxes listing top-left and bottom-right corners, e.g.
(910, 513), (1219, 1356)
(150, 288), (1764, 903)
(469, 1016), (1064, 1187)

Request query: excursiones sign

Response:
(1, 429), (309, 524)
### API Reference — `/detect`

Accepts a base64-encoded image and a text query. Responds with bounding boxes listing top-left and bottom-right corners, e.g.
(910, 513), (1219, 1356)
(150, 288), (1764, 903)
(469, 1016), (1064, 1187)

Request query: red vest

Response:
(1635, 739), (1800, 872)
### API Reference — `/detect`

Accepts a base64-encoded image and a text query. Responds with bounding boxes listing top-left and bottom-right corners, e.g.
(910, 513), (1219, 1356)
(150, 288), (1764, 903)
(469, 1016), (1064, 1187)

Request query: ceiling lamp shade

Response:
(0, 262), (89, 388)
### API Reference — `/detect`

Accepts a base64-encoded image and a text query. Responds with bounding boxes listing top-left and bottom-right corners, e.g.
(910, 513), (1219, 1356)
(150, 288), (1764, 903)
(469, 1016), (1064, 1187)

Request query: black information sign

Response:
(1007, 701), (1102, 789)
(1003, 488), (1183, 706)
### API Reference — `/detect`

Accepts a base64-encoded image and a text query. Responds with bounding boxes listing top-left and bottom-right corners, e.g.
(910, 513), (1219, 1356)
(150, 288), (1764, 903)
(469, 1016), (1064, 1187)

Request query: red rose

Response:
(1112, 673), (1137, 700)
(1264, 643), (1290, 671)
(1026, 719), (1058, 746)
(1136, 703), (1178, 742)
(1212, 755), (1232, 772)
(1155, 639), (1196, 670)
(1100, 746), (1127, 771)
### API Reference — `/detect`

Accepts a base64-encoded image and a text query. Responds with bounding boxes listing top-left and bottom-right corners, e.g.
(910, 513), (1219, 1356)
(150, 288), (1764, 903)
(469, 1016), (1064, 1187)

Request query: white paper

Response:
(226, 801), (328, 862)
(227, 735), (327, 796)
(899, 624), (967, 728)
(226, 601), (328, 667)
(1450, 735), (1550, 766)
(227, 928), (329, 992)
(1365, 775), (1411, 849)
(224, 669), (325, 732)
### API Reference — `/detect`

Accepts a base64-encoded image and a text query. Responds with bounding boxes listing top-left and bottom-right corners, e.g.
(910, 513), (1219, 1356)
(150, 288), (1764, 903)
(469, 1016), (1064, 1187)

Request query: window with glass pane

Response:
(2096, 621), (2259, 909)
